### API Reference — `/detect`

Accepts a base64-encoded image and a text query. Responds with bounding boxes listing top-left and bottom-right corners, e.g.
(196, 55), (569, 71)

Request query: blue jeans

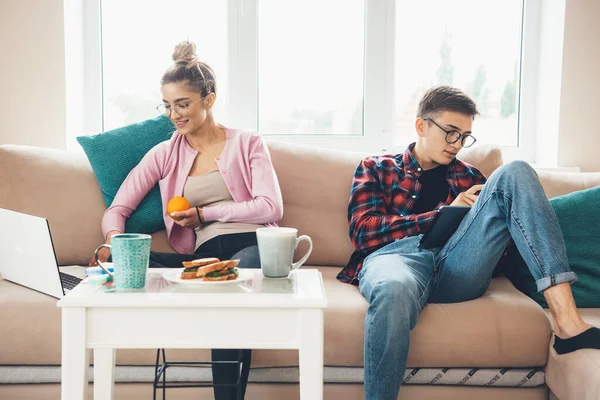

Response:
(357, 161), (577, 400)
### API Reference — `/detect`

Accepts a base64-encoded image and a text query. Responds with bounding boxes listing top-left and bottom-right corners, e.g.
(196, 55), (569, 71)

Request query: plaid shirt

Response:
(337, 143), (487, 285)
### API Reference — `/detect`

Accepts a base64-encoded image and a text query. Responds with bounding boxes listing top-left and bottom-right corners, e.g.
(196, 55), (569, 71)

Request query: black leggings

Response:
(149, 232), (260, 269)
(150, 232), (260, 399)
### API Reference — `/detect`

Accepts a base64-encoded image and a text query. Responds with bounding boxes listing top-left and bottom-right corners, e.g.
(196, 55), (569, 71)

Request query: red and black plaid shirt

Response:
(337, 143), (487, 285)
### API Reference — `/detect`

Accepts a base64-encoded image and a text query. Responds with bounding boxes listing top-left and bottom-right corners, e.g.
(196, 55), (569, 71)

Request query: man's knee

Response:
(373, 276), (419, 299)
(498, 160), (536, 179)
(361, 254), (426, 303)
(371, 279), (422, 328)
(372, 276), (421, 307)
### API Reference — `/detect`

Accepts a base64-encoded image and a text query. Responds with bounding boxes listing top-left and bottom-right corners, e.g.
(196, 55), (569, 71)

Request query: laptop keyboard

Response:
(59, 272), (82, 291)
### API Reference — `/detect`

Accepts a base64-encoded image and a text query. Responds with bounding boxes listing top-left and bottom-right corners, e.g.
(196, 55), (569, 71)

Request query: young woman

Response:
(95, 40), (283, 400)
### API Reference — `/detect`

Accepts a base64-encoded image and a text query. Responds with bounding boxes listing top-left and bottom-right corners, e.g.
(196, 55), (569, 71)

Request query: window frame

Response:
(67, 0), (543, 160)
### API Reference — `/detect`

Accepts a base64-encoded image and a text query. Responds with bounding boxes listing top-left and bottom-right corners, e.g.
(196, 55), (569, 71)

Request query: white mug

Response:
(256, 227), (313, 278)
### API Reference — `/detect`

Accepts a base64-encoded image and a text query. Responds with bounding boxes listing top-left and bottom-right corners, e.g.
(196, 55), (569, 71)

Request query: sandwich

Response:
(180, 257), (219, 279)
(180, 258), (241, 281)
(182, 257), (220, 269)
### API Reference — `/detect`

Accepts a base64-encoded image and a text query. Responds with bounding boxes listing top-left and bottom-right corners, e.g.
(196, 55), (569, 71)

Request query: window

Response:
(394, 0), (523, 147)
(69, 0), (539, 157)
(257, 0), (365, 135)
(101, 0), (228, 131)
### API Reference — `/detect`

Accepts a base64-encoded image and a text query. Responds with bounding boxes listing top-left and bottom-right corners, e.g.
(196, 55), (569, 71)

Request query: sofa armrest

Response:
(545, 309), (600, 400)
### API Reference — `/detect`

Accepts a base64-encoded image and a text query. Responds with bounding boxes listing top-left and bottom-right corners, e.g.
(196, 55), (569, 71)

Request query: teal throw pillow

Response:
(508, 186), (600, 307)
(77, 116), (174, 234)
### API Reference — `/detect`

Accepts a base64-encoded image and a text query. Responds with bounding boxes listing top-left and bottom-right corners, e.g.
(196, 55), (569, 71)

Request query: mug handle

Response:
(291, 235), (313, 271)
(94, 244), (114, 277)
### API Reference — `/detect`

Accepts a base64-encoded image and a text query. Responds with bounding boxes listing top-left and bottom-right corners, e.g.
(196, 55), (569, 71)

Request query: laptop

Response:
(0, 209), (82, 299)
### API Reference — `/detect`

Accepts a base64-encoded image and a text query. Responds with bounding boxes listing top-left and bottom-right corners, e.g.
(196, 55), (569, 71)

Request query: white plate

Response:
(162, 268), (254, 286)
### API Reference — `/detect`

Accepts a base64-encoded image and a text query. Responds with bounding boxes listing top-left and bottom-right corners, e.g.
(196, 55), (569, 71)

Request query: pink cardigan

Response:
(102, 127), (283, 254)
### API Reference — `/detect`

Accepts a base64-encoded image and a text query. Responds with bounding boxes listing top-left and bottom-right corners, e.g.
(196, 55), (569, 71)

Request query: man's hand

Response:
(450, 184), (485, 207)
(171, 207), (202, 229)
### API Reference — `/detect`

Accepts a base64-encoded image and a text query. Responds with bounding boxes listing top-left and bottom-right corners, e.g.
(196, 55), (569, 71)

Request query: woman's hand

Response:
(171, 207), (203, 230)
(88, 230), (121, 266)
(450, 184), (484, 207)
(89, 247), (110, 267)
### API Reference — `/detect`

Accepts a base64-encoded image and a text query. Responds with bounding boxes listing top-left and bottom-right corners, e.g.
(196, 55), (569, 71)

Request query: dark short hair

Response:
(417, 86), (479, 119)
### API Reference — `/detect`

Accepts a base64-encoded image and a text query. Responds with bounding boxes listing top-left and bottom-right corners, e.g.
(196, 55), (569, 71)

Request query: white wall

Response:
(558, 0), (600, 172)
(0, 0), (66, 149)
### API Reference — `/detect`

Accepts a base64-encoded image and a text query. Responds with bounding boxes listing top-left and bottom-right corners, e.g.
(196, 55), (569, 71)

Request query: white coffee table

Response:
(57, 268), (327, 400)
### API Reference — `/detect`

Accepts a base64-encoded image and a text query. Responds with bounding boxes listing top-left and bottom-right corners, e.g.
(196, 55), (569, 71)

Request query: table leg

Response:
(299, 309), (324, 400)
(61, 307), (90, 400)
(94, 348), (116, 399)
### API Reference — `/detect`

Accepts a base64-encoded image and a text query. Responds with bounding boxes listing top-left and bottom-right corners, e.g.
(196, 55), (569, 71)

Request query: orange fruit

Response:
(167, 196), (191, 221)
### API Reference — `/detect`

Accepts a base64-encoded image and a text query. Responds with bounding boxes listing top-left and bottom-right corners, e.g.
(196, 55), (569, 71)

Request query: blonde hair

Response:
(161, 41), (217, 97)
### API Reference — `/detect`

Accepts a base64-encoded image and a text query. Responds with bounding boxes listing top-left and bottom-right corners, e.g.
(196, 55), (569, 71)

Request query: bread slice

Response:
(182, 257), (220, 269)
(195, 259), (240, 277)
(180, 270), (202, 280)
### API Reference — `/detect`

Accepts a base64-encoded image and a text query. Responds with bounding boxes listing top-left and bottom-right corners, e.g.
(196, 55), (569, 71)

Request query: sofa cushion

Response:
(0, 142), (503, 266)
(0, 145), (176, 265)
(0, 266), (549, 368)
(311, 267), (550, 368)
(458, 144), (504, 179)
(76, 116), (174, 234)
(545, 309), (600, 400)
(266, 141), (503, 267)
(0, 145), (107, 265)
(537, 170), (600, 199)
(510, 186), (600, 308)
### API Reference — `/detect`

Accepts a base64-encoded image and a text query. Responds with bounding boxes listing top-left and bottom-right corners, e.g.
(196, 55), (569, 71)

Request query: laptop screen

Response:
(0, 209), (66, 298)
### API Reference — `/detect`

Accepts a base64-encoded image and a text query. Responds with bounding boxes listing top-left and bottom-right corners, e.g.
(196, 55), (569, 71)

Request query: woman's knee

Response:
(231, 245), (261, 269)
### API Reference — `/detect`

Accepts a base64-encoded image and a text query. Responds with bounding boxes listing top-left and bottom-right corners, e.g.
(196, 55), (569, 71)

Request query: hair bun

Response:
(162, 40), (217, 97)
(172, 41), (198, 65)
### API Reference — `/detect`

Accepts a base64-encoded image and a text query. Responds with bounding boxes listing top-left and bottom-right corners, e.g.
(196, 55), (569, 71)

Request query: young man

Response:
(338, 86), (600, 400)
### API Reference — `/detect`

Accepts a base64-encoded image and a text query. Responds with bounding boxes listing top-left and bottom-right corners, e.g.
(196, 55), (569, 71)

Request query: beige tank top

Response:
(183, 170), (263, 250)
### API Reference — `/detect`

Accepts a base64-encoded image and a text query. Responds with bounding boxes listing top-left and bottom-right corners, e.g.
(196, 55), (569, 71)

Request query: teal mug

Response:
(94, 234), (152, 289)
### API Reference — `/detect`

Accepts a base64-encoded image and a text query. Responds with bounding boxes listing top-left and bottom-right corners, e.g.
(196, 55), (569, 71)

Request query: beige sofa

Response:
(0, 142), (599, 400)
